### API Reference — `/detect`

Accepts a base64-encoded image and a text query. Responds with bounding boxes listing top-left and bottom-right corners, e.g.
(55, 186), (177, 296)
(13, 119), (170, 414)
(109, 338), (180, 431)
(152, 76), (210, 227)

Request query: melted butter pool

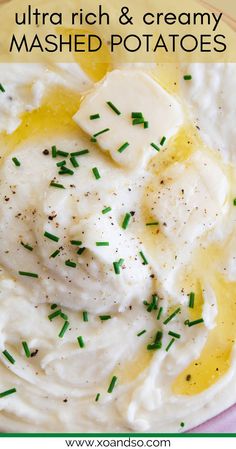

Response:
(0, 87), (81, 160)
(116, 349), (153, 384)
(173, 243), (236, 395)
(60, 27), (111, 82)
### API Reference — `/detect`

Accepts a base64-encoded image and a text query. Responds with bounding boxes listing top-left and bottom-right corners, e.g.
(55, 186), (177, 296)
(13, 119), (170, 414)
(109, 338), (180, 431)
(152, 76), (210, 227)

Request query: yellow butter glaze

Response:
(116, 350), (153, 384)
(173, 242), (236, 395)
(0, 87), (81, 160)
(60, 27), (111, 82)
(154, 63), (180, 94)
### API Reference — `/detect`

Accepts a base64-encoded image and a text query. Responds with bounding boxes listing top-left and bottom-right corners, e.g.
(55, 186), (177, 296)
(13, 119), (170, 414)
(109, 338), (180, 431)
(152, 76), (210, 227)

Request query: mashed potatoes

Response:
(0, 61), (236, 433)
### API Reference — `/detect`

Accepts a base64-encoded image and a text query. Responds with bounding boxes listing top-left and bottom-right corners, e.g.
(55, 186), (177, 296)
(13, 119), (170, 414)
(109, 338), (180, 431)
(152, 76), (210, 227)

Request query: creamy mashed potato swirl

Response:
(0, 61), (236, 433)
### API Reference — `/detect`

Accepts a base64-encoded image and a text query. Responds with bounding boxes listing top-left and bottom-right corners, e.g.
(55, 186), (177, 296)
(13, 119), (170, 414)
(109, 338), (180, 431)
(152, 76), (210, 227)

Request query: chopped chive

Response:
(83, 311), (88, 322)
(18, 271), (38, 278)
(0, 388), (16, 399)
(113, 261), (120, 274)
(146, 222), (159, 226)
(112, 260), (121, 271)
(137, 330), (146, 337)
(57, 150), (69, 158)
(20, 242), (33, 252)
(153, 294), (159, 309)
(77, 336), (85, 348)
(70, 240), (82, 246)
(151, 143), (160, 152)
(144, 121), (149, 129)
(131, 112), (143, 118)
(93, 128), (110, 138)
(59, 167), (74, 176)
(50, 249), (60, 258)
(155, 331), (163, 343)
(12, 157), (21, 167)
(52, 145), (57, 158)
(147, 294), (158, 312)
(157, 307), (163, 320)
(56, 160), (66, 167)
(92, 167), (101, 180)
(163, 308), (181, 325)
(65, 260), (77, 268)
(91, 137), (97, 143)
(117, 142), (130, 154)
(143, 300), (149, 306)
(71, 150), (89, 157)
(22, 341), (31, 358)
(99, 315), (111, 321)
(122, 213), (131, 230)
(233, 198), (236, 206)
(2, 350), (15, 365)
(139, 251), (148, 265)
(102, 206), (112, 215)
(186, 318), (204, 327)
(95, 393), (100, 402)
(188, 292), (195, 309)
(166, 338), (175, 352)
(90, 114), (100, 120)
(168, 331), (181, 339)
(50, 303), (58, 310)
(183, 74), (192, 81)
(146, 303), (153, 313)
(113, 259), (124, 274)
(70, 156), (79, 168)
(60, 312), (68, 321)
(147, 342), (162, 351)
(50, 181), (65, 189)
(132, 118), (145, 125)
(0, 83), (5, 93)
(160, 136), (166, 146)
(107, 101), (121, 115)
(48, 309), (62, 321)
(96, 241), (109, 247)
(146, 330), (163, 350)
(77, 247), (86, 255)
(58, 321), (70, 338)
(180, 422), (185, 428)
(44, 231), (59, 243)
(107, 376), (117, 393)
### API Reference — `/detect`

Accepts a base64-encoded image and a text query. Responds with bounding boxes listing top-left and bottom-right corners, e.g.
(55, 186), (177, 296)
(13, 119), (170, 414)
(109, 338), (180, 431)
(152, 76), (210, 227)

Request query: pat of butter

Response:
(147, 151), (228, 243)
(74, 70), (183, 169)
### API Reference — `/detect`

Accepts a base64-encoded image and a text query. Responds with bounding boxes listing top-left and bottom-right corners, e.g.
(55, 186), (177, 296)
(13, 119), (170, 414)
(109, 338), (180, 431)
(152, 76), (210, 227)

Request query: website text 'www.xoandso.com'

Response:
(65, 438), (171, 448)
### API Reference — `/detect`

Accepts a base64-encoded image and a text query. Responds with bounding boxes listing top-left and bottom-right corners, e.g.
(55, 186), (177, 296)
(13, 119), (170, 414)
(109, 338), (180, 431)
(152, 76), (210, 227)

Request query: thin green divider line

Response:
(0, 432), (235, 438)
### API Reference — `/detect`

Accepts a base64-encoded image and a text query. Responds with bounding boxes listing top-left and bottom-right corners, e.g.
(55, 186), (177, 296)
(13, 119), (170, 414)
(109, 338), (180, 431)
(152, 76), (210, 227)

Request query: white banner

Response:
(0, 436), (235, 449)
